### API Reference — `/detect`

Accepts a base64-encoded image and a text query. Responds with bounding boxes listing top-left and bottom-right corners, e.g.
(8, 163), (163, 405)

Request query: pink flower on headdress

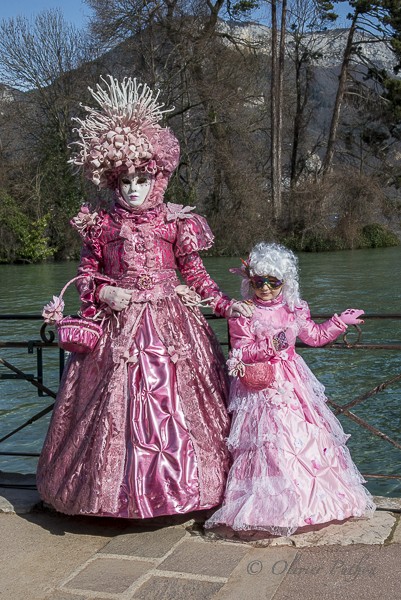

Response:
(142, 159), (157, 174)
(166, 202), (196, 222)
(42, 296), (65, 324)
(229, 258), (251, 279)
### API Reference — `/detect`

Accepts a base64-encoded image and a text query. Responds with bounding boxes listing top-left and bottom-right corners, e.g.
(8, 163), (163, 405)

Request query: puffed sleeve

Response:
(296, 301), (347, 347)
(71, 209), (115, 318)
(174, 212), (214, 256)
(173, 212), (233, 317)
(229, 316), (273, 363)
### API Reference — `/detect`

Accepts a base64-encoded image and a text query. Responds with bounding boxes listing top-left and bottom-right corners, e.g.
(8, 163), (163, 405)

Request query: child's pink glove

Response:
(339, 308), (365, 325)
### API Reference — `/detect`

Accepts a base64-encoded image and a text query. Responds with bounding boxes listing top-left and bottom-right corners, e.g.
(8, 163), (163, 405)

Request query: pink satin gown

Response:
(205, 296), (375, 536)
(36, 202), (231, 518)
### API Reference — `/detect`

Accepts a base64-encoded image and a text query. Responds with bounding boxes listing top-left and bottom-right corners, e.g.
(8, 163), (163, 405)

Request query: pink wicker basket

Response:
(57, 316), (103, 353)
(43, 276), (103, 354)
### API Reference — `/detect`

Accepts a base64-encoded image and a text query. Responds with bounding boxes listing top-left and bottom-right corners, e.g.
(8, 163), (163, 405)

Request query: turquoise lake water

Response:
(0, 247), (400, 497)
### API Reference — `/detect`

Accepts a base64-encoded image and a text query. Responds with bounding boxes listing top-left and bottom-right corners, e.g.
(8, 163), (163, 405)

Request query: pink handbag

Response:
(240, 362), (274, 391)
(42, 276), (104, 354)
(57, 316), (103, 354)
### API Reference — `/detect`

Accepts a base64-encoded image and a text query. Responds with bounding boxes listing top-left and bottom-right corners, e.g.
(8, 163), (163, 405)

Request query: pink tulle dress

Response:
(36, 201), (231, 518)
(205, 295), (375, 537)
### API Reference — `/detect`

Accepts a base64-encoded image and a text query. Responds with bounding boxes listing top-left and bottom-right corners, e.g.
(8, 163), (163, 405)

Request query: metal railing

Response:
(1, 312), (401, 487)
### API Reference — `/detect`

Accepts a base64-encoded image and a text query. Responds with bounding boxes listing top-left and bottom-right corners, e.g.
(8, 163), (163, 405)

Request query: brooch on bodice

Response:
(273, 331), (289, 351)
(137, 274), (154, 290)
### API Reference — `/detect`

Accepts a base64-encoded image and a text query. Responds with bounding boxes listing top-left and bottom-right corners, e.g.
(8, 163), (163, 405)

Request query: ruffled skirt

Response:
(205, 354), (375, 537)
(37, 297), (230, 518)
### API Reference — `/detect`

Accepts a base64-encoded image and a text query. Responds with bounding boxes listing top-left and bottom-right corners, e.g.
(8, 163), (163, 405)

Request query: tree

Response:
(321, 0), (401, 177)
(0, 9), (97, 257)
(286, 0), (337, 186)
(85, 0), (272, 228)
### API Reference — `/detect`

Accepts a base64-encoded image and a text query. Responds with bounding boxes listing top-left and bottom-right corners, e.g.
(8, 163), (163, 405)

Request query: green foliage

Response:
(383, 77), (401, 120)
(0, 191), (55, 263)
(315, 1), (338, 21)
(282, 224), (399, 253)
(283, 233), (347, 252)
(229, 1), (260, 16)
(359, 223), (400, 247)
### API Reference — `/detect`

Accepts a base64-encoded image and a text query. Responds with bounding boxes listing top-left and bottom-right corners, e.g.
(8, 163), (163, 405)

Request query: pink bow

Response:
(42, 296), (65, 324)
(166, 203), (196, 222)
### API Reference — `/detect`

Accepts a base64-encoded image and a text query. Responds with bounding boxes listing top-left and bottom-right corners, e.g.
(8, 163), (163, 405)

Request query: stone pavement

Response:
(1, 473), (401, 600)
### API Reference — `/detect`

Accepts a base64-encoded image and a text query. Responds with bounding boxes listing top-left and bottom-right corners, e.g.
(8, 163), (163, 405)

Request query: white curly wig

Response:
(241, 242), (301, 310)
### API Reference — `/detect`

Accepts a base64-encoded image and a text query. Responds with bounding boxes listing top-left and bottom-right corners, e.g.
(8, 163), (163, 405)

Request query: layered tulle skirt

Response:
(205, 353), (375, 537)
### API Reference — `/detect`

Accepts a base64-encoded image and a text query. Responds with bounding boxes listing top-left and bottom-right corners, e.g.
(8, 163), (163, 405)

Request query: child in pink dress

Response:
(205, 242), (375, 537)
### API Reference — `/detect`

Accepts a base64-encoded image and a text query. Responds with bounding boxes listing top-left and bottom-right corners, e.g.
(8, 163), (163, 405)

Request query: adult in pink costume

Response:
(205, 243), (375, 537)
(37, 76), (251, 518)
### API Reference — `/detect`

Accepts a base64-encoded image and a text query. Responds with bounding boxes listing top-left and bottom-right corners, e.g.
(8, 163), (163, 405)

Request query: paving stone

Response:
(373, 495), (401, 511)
(0, 513), (111, 600)
(100, 525), (186, 558)
(132, 576), (224, 599)
(64, 557), (153, 594)
(0, 488), (41, 514)
(157, 539), (249, 578)
(389, 515), (401, 543)
(45, 593), (87, 600)
(205, 512), (397, 549)
(213, 546), (298, 600)
(273, 544), (401, 600)
(283, 511), (396, 547)
(231, 511), (396, 548)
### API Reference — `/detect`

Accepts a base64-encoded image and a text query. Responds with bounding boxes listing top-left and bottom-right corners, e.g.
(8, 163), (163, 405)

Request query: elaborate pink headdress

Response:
(69, 76), (180, 188)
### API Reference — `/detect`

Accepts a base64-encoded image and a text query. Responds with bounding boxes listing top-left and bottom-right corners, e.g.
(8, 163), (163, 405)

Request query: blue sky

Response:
(0, 0), (351, 30)
(0, 0), (91, 28)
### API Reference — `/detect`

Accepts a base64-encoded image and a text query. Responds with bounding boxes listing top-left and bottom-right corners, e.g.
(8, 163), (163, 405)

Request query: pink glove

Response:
(99, 285), (131, 311)
(339, 308), (365, 325)
(226, 300), (254, 318)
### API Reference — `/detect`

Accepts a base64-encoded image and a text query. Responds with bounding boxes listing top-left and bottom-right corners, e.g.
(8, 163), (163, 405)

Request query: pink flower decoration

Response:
(42, 295), (65, 324)
(226, 349), (245, 377)
(143, 159), (157, 174)
(71, 207), (100, 233)
(229, 267), (249, 279)
(167, 346), (179, 363)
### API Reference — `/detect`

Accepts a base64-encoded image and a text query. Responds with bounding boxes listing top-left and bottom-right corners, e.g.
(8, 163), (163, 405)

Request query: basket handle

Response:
(58, 275), (89, 301)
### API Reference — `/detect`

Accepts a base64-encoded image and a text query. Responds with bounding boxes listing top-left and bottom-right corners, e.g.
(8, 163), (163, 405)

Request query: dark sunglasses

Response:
(251, 275), (284, 290)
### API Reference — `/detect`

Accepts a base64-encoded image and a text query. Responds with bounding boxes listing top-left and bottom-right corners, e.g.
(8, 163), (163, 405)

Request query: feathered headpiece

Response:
(69, 76), (180, 188)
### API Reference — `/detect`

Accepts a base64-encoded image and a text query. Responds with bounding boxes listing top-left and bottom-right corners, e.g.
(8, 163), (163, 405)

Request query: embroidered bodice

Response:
(229, 296), (347, 364)
(71, 202), (231, 317)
